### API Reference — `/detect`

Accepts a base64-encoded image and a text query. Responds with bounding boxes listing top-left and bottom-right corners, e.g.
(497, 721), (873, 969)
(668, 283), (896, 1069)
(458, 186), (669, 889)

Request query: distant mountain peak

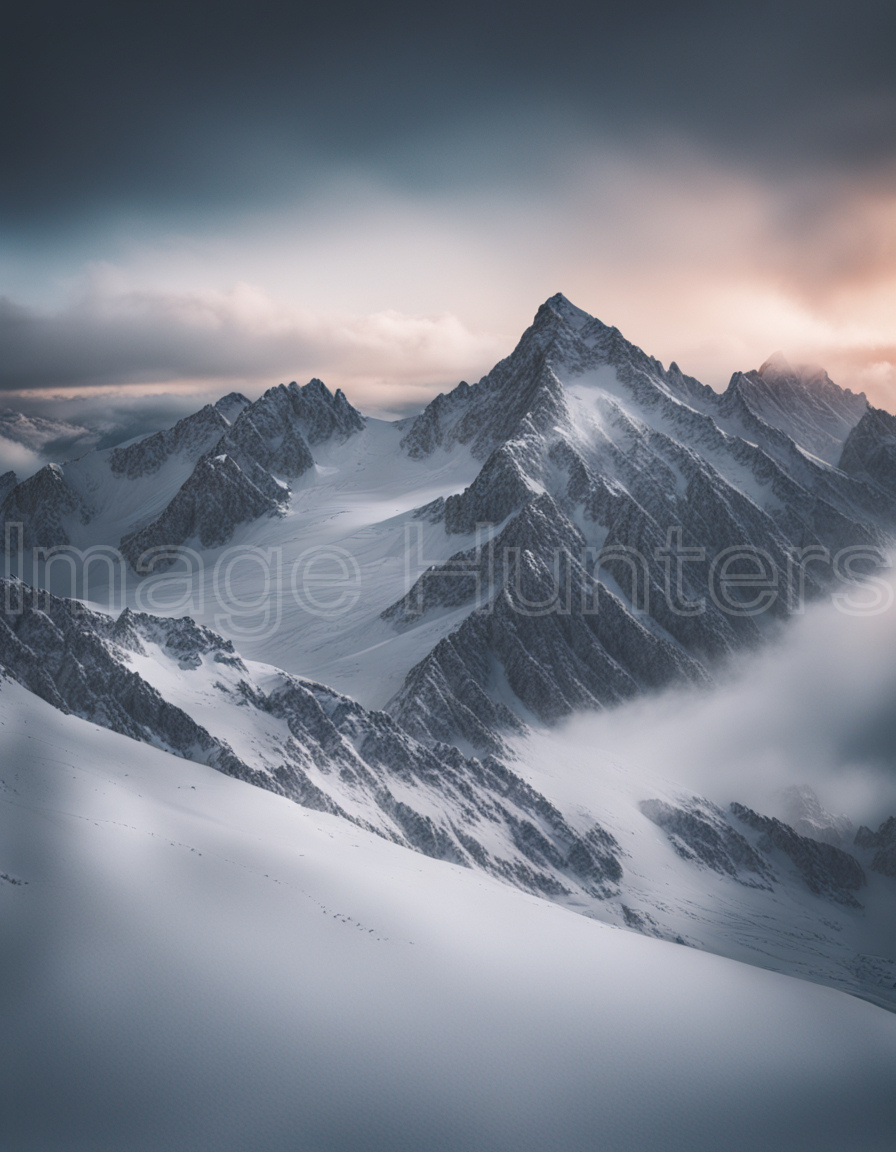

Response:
(758, 350), (795, 378)
(722, 354), (867, 463)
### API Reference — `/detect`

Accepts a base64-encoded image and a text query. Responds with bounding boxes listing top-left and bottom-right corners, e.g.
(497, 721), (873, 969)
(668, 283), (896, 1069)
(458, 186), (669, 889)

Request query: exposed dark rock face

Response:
(110, 606), (248, 671)
(286, 378), (366, 444)
(220, 391), (315, 478)
(0, 471), (17, 504)
(109, 405), (230, 479)
(221, 378), (363, 476)
(0, 579), (257, 784)
(443, 441), (538, 535)
(854, 817), (896, 878)
(120, 453), (287, 566)
(213, 392), (252, 422)
(0, 463), (86, 548)
(730, 803), (866, 905)
(839, 406), (896, 495)
(639, 798), (774, 888)
(386, 494), (705, 751)
(0, 578), (622, 902)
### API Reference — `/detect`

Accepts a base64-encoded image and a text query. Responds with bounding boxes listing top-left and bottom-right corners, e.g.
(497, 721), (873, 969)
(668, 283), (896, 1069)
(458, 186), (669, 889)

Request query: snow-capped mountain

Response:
(5, 294), (892, 750)
(3, 292), (896, 1029)
(717, 352), (867, 465)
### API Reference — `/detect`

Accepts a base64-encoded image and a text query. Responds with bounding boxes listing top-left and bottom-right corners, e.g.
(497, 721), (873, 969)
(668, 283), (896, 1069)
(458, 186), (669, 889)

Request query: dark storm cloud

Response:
(3, 1), (895, 229)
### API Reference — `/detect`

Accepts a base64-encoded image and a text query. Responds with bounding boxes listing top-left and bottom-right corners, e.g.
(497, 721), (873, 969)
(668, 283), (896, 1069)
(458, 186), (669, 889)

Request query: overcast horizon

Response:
(3, 1), (896, 418)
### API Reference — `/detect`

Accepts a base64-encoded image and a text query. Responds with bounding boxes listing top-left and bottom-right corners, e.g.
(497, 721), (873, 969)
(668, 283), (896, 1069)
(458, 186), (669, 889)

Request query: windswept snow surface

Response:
(2, 679), (896, 1152)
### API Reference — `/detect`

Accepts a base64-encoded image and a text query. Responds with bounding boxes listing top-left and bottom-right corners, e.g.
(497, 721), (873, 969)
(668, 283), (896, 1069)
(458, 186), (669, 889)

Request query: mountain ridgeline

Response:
(1, 296), (893, 755)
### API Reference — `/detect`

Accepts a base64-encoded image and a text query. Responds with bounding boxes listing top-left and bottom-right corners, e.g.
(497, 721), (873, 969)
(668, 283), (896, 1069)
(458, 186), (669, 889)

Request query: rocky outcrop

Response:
(386, 495), (705, 750)
(0, 471), (17, 504)
(639, 798), (774, 888)
(213, 391), (252, 422)
(220, 378), (363, 477)
(719, 354), (866, 464)
(0, 463), (86, 548)
(838, 406), (896, 495)
(730, 803), (866, 905)
(854, 817), (896, 878)
(0, 579), (259, 784)
(776, 785), (854, 847)
(120, 452), (287, 566)
(109, 405), (230, 479)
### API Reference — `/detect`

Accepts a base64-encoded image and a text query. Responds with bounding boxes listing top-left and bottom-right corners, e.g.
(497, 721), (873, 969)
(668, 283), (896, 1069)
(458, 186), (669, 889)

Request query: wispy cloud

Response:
(553, 565), (896, 827)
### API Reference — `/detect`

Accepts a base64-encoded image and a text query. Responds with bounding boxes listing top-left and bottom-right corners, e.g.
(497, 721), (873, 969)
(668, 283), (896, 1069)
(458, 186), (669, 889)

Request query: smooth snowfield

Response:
(2, 681), (896, 1152)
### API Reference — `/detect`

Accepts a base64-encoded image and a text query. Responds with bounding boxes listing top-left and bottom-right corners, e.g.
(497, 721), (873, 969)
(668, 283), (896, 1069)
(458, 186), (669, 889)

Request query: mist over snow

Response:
(547, 560), (896, 827)
(0, 389), (249, 479)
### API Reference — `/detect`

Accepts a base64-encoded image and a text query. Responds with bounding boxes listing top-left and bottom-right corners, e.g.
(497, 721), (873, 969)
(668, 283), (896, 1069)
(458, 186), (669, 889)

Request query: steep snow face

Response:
(3, 679), (896, 1152)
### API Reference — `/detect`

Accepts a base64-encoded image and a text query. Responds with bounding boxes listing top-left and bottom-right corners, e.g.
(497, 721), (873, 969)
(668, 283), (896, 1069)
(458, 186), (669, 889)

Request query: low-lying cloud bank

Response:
(556, 564), (896, 828)
(0, 282), (502, 415)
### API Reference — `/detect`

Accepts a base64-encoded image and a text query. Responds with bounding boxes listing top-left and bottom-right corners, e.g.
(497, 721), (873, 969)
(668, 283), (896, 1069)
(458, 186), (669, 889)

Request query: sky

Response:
(2, 0), (896, 421)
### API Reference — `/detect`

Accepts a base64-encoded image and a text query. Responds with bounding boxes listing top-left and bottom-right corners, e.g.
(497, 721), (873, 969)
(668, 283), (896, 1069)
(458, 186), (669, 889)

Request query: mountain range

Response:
(3, 293), (896, 1020)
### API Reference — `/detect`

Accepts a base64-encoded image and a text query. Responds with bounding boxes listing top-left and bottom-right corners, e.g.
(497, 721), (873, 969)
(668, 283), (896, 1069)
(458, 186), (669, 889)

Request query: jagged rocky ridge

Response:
(718, 352), (867, 466)
(0, 378), (365, 565)
(855, 817), (896, 878)
(380, 294), (894, 749)
(839, 406), (896, 495)
(640, 795), (868, 907)
(639, 798), (774, 889)
(119, 378), (365, 565)
(109, 404), (231, 479)
(0, 578), (621, 901)
(0, 463), (86, 548)
(730, 802), (867, 906)
(119, 453), (288, 567)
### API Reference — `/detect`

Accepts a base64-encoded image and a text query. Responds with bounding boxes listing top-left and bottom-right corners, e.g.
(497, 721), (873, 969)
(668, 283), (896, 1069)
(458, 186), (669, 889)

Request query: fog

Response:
(556, 563), (896, 829)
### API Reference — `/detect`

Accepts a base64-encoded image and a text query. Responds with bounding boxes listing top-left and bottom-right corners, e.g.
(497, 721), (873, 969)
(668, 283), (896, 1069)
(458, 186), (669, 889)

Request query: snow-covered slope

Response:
(4, 574), (895, 1010)
(3, 678), (896, 1152)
